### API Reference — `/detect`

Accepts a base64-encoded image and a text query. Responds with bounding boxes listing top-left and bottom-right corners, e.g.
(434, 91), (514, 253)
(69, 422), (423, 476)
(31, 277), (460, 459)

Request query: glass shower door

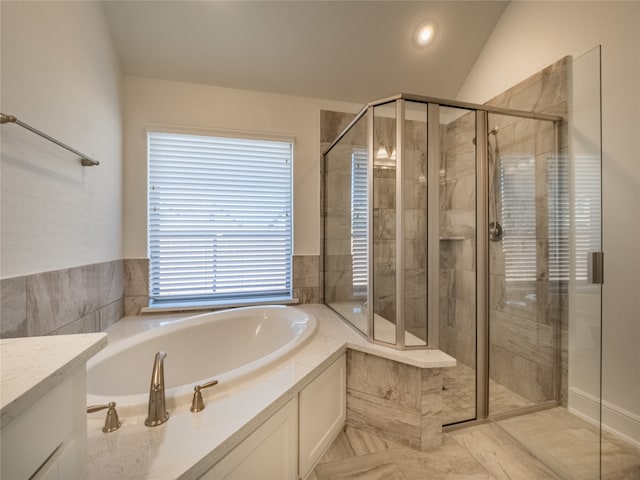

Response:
(492, 47), (605, 480)
(438, 105), (478, 425)
(486, 111), (559, 417)
(323, 111), (370, 336)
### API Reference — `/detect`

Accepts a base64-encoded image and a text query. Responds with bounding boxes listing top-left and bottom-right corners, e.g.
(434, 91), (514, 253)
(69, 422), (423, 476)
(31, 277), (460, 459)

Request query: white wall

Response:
(122, 76), (360, 259)
(457, 1), (640, 444)
(0, 1), (123, 278)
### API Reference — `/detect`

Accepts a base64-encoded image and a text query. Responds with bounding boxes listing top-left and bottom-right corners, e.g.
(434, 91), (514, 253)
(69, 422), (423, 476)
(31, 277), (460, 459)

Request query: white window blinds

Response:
(548, 155), (571, 282)
(500, 153), (588, 284)
(351, 150), (368, 295)
(573, 155), (601, 282)
(148, 131), (293, 306)
(500, 155), (537, 282)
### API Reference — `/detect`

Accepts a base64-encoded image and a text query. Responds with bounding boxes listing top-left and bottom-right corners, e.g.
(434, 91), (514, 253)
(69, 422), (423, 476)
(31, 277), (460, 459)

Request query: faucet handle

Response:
(87, 401), (121, 433)
(190, 379), (219, 412)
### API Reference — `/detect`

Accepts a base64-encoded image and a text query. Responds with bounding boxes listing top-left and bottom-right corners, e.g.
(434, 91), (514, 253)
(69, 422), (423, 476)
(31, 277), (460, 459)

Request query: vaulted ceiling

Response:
(102, 1), (508, 104)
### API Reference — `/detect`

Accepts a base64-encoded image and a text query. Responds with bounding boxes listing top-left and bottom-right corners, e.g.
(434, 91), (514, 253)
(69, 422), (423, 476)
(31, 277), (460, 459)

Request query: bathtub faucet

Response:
(144, 351), (170, 427)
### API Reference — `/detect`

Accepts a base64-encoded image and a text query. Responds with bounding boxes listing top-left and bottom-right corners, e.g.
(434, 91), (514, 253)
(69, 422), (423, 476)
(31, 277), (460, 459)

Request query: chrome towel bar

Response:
(0, 112), (99, 166)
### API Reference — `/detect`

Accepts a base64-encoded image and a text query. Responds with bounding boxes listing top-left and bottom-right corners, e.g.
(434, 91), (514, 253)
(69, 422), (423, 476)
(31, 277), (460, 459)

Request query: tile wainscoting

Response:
(0, 260), (124, 338)
(0, 255), (322, 338)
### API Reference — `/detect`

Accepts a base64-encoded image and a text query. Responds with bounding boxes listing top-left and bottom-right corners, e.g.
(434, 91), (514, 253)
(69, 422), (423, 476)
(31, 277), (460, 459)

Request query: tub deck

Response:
(86, 304), (454, 480)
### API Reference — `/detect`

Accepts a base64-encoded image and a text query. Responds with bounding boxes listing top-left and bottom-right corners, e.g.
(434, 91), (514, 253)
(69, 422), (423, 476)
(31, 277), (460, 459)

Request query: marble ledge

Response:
(0, 332), (107, 428)
(347, 341), (455, 369)
(86, 304), (454, 480)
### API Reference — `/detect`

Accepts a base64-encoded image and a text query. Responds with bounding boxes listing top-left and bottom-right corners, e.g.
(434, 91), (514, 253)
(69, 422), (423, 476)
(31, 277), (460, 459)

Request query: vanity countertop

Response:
(86, 304), (454, 479)
(0, 332), (107, 428)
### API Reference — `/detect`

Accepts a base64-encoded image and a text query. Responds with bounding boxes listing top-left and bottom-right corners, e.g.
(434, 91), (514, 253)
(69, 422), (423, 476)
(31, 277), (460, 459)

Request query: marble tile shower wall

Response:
(402, 129), (428, 340)
(439, 57), (569, 405)
(0, 260), (124, 338)
(321, 110), (365, 307)
(372, 117), (398, 323)
(438, 111), (477, 369)
(372, 116), (429, 335)
(321, 110), (428, 339)
(488, 57), (569, 406)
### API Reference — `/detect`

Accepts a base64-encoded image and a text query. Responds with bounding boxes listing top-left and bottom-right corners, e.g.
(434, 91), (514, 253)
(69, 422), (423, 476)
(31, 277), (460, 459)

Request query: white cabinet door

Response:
(32, 440), (77, 480)
(201, 398), (298, 480)
(1, 376), (73, 479)
(298, 354), (346, 478)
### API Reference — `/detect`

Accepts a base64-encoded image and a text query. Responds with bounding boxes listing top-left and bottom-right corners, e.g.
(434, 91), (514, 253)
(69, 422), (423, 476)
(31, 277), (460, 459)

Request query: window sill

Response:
(140, 296), (299, 315)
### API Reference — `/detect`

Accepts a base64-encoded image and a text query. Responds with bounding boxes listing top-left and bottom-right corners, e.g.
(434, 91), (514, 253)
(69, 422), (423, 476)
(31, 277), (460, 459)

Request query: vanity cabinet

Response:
(0, 334), (106, 480)
(1, 372), (85, 479)
(200, 354), (346, 480)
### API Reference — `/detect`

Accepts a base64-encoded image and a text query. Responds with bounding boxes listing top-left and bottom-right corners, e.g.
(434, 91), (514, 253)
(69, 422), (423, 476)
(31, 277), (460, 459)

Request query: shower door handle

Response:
(587, 251), (604, 284)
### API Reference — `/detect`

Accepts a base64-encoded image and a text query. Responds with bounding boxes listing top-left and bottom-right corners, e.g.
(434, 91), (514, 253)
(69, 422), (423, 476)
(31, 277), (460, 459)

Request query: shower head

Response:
(472, 126), (499, 145)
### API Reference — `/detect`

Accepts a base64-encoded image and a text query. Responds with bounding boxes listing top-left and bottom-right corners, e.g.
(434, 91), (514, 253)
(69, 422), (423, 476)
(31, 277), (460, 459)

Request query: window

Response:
(548, 155), (570, 281)
(500, 154), (537, 282)
(572, 155), (601, 282)
(351, 149), (368, 295)
(147, 130), (293, 307)
(500, 154), (586, 284)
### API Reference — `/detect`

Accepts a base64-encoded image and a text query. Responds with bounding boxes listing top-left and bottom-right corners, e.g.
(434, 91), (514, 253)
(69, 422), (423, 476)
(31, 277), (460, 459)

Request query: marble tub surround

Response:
(293, 255), (321, 304)
(0, 259), (124, 338)
(86, 304), (454, 480)
(347, 350), (443, 452)
(124, 257), (150, 315)
(123, 255), (321, 316)
(0, 332), (107, 427)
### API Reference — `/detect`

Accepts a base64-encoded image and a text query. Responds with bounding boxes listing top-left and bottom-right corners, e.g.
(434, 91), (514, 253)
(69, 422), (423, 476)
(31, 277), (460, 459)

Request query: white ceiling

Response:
(102, 1), (508, 104)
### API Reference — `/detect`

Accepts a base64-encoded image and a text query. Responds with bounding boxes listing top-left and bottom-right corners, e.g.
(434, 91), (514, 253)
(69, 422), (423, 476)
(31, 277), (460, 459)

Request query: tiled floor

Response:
(311, 423), (560, 480)
(311, 408), (640, 480)
(498, 407), (640, 480)
(442, 362), (535, 425)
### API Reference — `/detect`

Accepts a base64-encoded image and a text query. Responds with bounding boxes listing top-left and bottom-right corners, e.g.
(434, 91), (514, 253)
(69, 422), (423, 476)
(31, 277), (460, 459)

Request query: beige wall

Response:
(0, 1), (123, 278)
(122, 76), (360, 260)
(457, 1), (640, 444)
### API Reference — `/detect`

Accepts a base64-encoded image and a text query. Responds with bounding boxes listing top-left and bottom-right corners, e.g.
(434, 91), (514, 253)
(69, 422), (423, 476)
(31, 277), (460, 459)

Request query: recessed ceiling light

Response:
(415, 22), (436, 47)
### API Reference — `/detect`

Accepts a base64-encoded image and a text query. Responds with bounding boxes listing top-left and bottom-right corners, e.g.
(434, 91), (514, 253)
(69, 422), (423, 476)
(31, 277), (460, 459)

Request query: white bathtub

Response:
(86, 305), (317, 416)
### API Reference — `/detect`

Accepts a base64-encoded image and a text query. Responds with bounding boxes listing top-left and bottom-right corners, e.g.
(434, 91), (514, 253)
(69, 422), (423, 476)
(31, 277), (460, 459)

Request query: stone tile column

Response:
(346, 349), (443, 451)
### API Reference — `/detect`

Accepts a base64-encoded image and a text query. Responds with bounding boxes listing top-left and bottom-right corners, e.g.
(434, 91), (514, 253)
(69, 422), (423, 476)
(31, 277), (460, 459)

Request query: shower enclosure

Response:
(323, 93), (563, 415)
(323, 50), (607, 479)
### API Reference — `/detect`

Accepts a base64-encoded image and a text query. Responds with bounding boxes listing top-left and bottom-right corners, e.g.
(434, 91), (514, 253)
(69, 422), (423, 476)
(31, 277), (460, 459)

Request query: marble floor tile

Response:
(449, 423), (561, 480)
(603, 466), (640, 480)
(318, 425), (404, 465)
(498, 407), (640, 480)
(441, 362), (534, 425)
(314, 410), (639, 480)
(395, 435), (496, 480)
(314, 450), (407, 480)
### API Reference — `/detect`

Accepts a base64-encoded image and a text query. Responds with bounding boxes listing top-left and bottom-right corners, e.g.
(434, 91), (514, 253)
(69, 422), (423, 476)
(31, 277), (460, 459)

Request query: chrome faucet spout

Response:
(145, 351), (170, 427)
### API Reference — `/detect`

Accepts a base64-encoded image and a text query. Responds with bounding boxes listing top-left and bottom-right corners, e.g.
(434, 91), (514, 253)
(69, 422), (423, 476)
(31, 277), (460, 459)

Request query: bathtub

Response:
(86, 305), (317, 416)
